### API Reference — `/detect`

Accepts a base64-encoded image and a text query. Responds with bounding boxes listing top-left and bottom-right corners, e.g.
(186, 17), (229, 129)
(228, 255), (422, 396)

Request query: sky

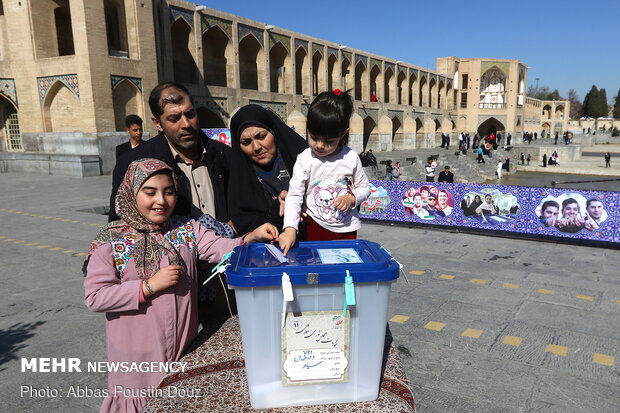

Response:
(195, 0), (619, 104)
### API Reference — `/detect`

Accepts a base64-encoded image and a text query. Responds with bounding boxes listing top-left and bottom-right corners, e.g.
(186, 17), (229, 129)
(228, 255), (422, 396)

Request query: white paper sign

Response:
(317, 248), (363, 264)
(283, 349), (348, 381)
(282, 311), (350, 385)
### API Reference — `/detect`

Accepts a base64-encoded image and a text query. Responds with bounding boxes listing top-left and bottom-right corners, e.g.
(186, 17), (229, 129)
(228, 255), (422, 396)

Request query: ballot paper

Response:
(265, 243), (288, 263)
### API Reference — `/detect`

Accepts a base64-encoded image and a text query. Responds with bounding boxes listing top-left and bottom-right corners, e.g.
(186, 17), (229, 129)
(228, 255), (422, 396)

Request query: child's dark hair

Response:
(306, 89), (353, 145)
(125, 114), (143, 128)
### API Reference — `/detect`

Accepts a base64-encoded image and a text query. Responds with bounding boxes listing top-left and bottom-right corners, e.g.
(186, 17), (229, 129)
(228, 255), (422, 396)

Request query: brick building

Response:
(0, 0), (569, 176)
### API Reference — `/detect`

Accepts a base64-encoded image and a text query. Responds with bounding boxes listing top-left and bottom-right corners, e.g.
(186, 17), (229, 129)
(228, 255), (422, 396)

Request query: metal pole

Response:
(535, 78), (540, 98)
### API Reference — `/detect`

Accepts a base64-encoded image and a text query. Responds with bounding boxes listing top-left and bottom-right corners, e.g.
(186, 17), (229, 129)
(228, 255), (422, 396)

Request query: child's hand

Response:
(333, 193), (356, 212)
(278, 227), (297, 256)
(146, 265), (184, 296)
(244, 223), (279, 244)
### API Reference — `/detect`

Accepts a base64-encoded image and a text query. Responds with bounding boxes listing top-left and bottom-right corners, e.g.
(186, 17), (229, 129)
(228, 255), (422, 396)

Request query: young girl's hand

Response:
(243, 223), (279, 244)
(333, 193), (356, 212)
(278, 227), (297, 256)
(145, 265), (184, 296)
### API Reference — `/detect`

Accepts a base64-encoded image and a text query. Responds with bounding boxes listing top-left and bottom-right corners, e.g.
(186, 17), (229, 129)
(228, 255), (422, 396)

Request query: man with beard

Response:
(109, 82), (231, 223)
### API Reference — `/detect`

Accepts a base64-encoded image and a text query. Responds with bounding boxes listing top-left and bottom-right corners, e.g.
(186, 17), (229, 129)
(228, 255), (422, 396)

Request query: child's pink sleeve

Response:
(193, 221), (243, 263)
(84, 243), (142, 313)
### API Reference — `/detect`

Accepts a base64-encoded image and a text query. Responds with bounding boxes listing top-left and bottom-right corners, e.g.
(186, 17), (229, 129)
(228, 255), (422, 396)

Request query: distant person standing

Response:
(386, 160), (393, 180)
(506, 133), (512, 146)
(604, 152), (611, 168)
(115, 115), (144, 161)
(496, 160), (503, 180)
(425, 157), (436, 182)
(526, 153), (531, 166)
(542, 153), (547, 167)
(437, 165), (454, 183)
(520, 152), (525, 165)
(554, 132), (558, 145)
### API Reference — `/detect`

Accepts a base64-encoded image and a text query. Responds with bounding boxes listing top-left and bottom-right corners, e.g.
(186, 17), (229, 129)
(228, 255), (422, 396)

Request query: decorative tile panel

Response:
(370, 58), (382, 71)
(385, 62), (395, 72)
(269, 33), (290, 53)
(111, 75), (142, 92)
(37, 74), (79, 106)
(201, 15), (232, 40)
(169, 6), (194, 29)
(295, 38), (308, 52)
(342, 51), (352, 62)
(0, 78), (17, 107)
(238, 24), (264, 47)
(355, 55), (367, 67)
(312, 43), (323, 56)
(481, 61), (509, 76)
(194, 96), (229, 123)
(327, 47), (338, 58)
(249, 100), (287, 122)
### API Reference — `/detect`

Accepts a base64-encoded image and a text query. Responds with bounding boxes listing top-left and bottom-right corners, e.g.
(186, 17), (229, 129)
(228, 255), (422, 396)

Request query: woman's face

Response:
(239, 125), (277, 167)
(136, 173), (177, 224)
(475, 195), (482, 203)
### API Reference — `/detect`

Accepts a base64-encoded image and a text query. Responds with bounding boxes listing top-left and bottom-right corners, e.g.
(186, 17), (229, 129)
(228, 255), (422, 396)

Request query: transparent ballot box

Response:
(226, 240), (399, 409)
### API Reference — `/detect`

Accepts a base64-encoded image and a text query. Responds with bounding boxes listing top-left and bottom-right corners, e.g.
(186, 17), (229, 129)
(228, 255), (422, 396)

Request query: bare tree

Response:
(567, 89), (582, 119)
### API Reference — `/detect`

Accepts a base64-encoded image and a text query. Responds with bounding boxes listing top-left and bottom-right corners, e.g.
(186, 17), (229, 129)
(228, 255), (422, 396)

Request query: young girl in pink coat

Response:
(84, 159), (277, 413)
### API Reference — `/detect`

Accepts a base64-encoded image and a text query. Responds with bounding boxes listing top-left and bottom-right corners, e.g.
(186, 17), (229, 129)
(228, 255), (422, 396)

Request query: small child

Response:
(84, 159), (277, 413)
(279, 89), (371, 255)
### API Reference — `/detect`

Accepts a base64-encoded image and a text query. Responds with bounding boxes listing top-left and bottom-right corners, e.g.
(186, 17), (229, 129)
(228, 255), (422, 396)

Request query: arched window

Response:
(354, 61), (366, 101)
(203, 26), (232, 87)
(104, 0), (128, 57)
(112, 79), (141, 131)
(295, 47), (308, 95)
(171, 17), (197, 83)
(239, 34), (262, 90)
(479, 67), (507, 109)
(1, 99), (22, 150)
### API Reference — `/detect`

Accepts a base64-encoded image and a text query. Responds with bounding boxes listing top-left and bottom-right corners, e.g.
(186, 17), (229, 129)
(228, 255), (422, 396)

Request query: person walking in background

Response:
(115, 115), (144, 161)
(520, 152), (525, 165)
(554, 132), (559, 145)
(527, 153), (531, 166)
(542, 153), (547, 167)
(477, 147), (485, 163)
(604, 152), (611, 168)
(496, 160), (503, 180)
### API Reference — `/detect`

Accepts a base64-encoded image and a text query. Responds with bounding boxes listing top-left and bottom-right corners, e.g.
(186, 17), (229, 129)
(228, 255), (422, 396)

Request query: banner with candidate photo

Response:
(361, 180), (619, 244)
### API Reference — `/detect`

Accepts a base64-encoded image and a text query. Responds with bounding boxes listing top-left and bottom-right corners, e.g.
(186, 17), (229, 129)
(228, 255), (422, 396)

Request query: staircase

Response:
(363, 147), (517, 183)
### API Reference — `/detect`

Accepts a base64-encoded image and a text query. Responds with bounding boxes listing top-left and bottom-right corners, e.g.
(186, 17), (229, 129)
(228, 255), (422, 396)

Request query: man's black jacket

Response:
(109, 131), (231, 222)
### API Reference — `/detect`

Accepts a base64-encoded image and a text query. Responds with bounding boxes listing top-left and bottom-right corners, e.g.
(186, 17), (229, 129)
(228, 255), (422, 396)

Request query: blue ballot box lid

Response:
(226, 240), (399, 287)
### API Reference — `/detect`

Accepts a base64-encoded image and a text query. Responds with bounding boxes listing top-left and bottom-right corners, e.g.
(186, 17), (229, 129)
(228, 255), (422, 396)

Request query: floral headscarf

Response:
(84, 158), (184, 280)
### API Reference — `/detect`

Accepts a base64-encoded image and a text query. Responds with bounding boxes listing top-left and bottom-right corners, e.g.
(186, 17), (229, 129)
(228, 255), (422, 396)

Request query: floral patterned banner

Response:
(361, 180), (619, 244)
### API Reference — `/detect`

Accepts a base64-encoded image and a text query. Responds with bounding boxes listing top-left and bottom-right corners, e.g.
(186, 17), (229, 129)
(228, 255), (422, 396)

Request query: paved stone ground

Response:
(0, 173), (618, 412)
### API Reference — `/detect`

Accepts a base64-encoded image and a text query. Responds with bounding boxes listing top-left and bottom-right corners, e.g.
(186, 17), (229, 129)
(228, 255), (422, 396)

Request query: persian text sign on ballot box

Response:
(225, 240), (399, 409)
